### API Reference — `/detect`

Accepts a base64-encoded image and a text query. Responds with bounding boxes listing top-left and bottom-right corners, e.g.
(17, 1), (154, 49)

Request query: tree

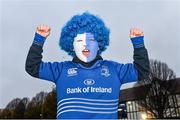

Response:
(149, 59), (176, 80)
(138, 59), (177, 118)
(13, 100), (26, 118)
(1, 97), (29, 119)
(24, 101), (42, 118)
(0, 109), (13, 119)
(5, 98), (21, 110)
(42, 88), (57, 119)
(24, 91), (47, 118)
(21, 97), (29, 109)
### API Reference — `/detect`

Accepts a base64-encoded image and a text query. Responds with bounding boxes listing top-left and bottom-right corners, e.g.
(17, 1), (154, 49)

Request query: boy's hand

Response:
(129, 28), (144, 38)
(36, 25), (51, 38)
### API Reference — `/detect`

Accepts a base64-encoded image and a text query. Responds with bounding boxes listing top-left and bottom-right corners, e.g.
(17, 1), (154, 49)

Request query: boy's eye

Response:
(77, 40), (83, 42)
(90, 39), (96, 42)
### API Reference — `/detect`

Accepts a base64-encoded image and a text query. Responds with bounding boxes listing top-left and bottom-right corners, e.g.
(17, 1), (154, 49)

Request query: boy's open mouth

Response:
(82, 49), (90, 56)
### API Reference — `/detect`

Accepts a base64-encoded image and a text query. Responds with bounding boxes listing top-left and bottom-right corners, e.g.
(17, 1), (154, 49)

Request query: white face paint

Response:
(73, 33), (99, 63)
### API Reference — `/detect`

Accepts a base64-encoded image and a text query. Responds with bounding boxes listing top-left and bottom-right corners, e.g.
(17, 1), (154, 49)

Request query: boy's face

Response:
(73, 33), (99, 63)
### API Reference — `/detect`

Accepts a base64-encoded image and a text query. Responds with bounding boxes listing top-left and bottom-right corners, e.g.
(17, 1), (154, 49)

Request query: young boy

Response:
(26, 12), (149, 119)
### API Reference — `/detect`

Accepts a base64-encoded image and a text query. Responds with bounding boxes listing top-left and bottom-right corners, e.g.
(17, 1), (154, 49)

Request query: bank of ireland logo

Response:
(67, 68), (77, 76)
(84, 79), (95, 85)
(101, 65), (110, 77)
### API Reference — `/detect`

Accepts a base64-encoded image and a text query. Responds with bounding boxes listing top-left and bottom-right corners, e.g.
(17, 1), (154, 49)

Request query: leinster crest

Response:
(101, 66), (110, 77)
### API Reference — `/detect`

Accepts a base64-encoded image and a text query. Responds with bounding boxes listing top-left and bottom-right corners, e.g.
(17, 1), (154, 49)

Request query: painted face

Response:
(73, 33), (99, 63)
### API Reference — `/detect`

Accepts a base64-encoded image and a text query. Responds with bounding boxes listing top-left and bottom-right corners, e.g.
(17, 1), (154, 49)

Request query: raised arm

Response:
(117, 28), (150, 84)
(25, 25), (61, 83)
(130, 28), (150, 81)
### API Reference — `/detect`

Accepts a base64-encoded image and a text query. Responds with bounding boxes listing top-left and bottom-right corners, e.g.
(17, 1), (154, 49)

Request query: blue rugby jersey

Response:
(39, 60), (138, 119)
(25, 33), (149, 119)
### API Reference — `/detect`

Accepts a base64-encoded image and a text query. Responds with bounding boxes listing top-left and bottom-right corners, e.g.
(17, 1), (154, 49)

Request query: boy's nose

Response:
(83, 45), (88, 48)
(83, 42), (89, 47)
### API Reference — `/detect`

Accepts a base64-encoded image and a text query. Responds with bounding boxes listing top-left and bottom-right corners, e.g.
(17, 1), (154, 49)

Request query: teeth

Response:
(83, 49), (89, 52)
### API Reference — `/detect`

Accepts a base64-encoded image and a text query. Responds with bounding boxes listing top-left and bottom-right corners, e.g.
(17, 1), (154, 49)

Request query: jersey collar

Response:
(72, 55), (103, 68)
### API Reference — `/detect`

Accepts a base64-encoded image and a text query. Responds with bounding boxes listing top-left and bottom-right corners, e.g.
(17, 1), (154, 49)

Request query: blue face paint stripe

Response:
(85, 33), (99, 62)
(85, 33), (89, 62)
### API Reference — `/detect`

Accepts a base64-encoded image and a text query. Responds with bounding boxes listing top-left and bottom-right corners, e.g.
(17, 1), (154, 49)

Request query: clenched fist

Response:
(36, 25), (51, 38)
(129, 28), (144, 38)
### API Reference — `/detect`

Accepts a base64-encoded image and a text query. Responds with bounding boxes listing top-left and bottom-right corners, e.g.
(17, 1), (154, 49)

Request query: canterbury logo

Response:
(67, 68), (77, 76)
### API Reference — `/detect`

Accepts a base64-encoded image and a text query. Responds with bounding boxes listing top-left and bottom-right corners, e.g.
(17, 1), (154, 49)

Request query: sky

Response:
(0, 0), (180, 108)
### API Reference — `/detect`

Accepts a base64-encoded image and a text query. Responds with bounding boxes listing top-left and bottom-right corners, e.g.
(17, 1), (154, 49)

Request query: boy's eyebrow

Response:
(77, 39), (83, 42)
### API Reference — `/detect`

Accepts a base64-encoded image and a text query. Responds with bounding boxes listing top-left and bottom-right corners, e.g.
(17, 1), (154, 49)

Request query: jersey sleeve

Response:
(131, 36), (150, 81)
(114, 36), (150, 84)
(39, 62), (63, 83)
(115, 63), (138, 84)
(25, 33), (63, 83)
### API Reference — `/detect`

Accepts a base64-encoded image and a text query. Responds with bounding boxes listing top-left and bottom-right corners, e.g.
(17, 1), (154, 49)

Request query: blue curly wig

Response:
(59, 12), (110, 56)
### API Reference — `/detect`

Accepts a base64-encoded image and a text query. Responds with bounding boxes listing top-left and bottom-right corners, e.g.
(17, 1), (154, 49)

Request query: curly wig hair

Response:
(59, 12), (110, 56)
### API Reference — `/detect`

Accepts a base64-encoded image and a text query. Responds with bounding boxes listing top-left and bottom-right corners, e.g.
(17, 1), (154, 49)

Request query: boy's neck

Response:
(72, 55), (103, 68)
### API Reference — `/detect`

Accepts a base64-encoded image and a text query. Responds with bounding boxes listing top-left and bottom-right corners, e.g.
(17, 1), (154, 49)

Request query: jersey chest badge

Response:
(101, 65), (110, 77)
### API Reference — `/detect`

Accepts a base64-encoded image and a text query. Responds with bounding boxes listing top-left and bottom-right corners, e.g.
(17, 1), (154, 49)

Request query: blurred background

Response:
(0, 0), (180, 119)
